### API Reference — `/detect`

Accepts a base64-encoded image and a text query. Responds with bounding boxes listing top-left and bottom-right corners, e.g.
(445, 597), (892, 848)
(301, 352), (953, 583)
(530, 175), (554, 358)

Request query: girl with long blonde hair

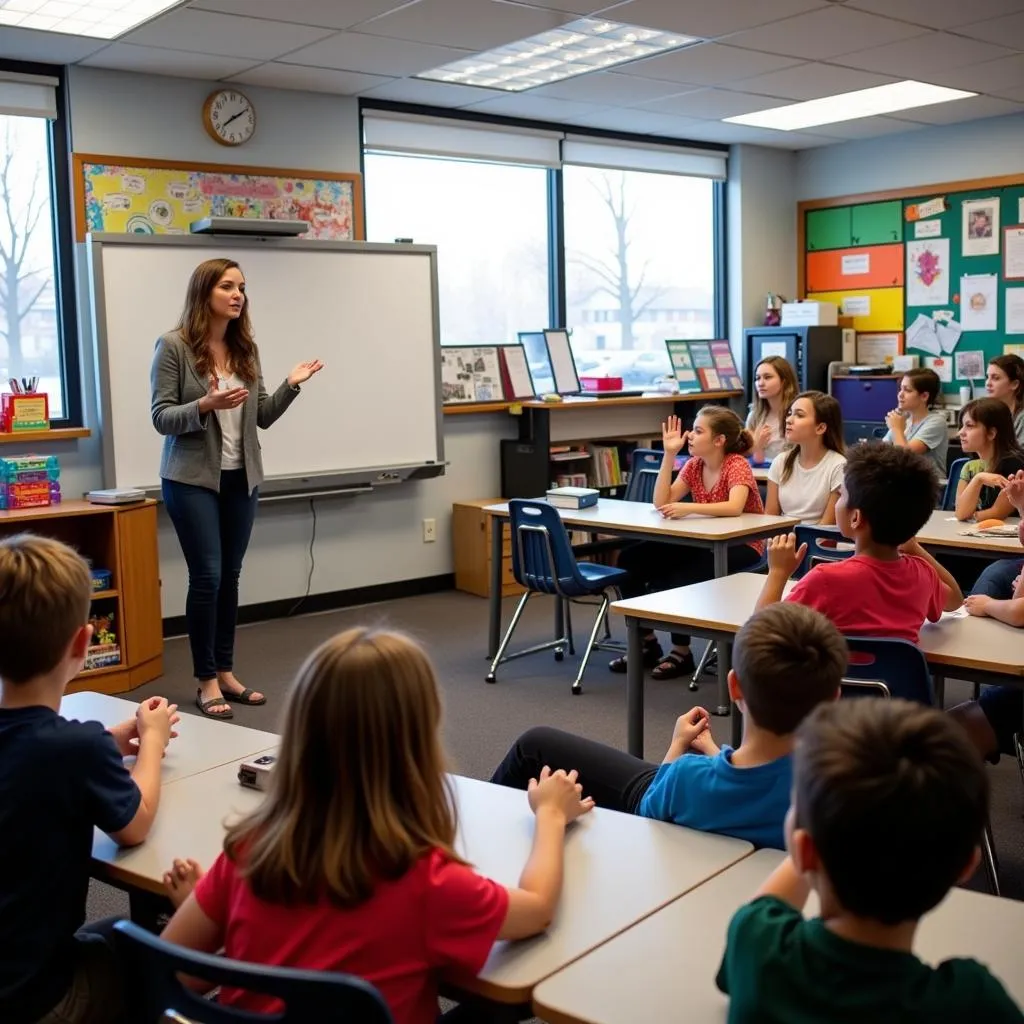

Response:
(161, 627), (593, 1024)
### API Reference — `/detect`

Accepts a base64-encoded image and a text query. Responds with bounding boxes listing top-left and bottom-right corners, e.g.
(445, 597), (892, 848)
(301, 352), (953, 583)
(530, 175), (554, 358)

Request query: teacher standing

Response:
(151, 257), (323, 720)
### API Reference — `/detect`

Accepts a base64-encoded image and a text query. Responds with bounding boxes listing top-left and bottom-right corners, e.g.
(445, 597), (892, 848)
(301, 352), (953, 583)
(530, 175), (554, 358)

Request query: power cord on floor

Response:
(286, 497), (317, 617)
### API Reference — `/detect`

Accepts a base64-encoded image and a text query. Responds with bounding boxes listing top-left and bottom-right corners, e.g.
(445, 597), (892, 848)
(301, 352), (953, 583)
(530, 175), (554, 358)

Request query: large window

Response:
(0, 65), (78, 425)
(563, 166), (716, 389)
(364, 153), (550, 346)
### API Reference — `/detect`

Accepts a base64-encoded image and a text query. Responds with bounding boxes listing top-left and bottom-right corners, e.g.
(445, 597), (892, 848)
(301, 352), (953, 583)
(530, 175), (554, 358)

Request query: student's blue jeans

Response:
(162, 469), (258, 681)
(971, 557), (1024, 599)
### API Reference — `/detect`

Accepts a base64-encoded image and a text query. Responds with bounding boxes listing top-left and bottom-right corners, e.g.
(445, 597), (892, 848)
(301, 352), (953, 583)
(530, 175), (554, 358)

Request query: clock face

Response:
(203, 89), (256, 147)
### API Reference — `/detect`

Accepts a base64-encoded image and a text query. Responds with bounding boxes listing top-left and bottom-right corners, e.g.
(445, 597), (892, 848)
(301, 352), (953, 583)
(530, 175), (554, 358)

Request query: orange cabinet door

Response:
(806, 244), (904, 292)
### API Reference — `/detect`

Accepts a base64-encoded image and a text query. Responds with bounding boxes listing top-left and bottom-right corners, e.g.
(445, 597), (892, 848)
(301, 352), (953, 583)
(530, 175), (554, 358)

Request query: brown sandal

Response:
(651, 651), (697, 680)
(195, 690), (234, 720)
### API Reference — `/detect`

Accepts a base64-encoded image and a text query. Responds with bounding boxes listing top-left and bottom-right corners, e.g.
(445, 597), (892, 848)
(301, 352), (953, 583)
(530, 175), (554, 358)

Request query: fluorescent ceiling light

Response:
(725, 80), (976, 131)
(0, 0), (185, 39)
(416, 18), (699, 92)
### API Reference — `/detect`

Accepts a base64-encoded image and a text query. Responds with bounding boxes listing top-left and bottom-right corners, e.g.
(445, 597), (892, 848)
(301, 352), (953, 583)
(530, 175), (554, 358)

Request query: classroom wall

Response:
(796, 113), (1024, 201)
(45, 67), (517, 616)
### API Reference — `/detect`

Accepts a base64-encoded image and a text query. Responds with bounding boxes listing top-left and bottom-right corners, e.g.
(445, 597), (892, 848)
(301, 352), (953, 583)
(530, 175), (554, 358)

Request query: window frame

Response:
(359, 99), (727, 357)
(0, 58), (82, 428)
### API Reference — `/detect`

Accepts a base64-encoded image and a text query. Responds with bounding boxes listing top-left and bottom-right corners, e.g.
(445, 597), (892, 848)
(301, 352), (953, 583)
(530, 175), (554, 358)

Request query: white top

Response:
(746, 408), (787, 462)
(217, 370), (244, 470)
(767, 449), (846, 524)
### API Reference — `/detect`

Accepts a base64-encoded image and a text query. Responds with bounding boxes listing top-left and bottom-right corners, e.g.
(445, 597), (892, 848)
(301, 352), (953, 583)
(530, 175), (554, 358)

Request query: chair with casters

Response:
(839, 636), (1001, 897)
(112, 920), (394, 1024)
(487, 499), (628, 695)
(941, 457), (970, 512)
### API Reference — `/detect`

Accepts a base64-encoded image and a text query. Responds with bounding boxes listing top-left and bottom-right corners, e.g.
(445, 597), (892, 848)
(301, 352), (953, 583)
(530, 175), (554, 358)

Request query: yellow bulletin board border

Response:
(72, 153), (364, 243)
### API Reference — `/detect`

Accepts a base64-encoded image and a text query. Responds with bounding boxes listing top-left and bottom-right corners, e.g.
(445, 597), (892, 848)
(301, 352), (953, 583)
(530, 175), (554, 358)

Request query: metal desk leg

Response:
(713, 540), (728, 578)
(626, 617), (645, 757)
(720, 641), (743, 746)
(488, 518), (503, 659)
(713, 636), (731, 716)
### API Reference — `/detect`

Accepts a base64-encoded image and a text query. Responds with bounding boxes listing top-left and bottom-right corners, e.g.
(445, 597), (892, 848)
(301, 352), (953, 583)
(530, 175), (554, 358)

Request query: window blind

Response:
(0, 71), (58, 119)
(562, 135), (727, 180)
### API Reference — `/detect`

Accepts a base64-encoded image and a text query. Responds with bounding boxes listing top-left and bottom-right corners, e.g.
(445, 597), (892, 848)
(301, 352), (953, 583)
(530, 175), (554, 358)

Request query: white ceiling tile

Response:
(723, 7), (927, 60)
(831, 31), (1017, 78)
(186, 0), (414, 30)
(675, 120), (833, 147)
(929, 53), (1024, 95)
(121, 9), (335, 60)
(845, 0), (1024, 31)
(891, 94), (1024, 125)
(355, 76), (499, 106)
(735, 61), (899, 100)
(806, 115), (926, 139)
(953, 11), (1024, 49)
(0, 25), (108, 63)
(995, 82), (1024, 102)
(464, 93), (607, 121)
(636, 88), (790, 119)
(225, 63), (393, 94)
(281, 32), (473, 75)
(355, 0), (574, 50)
(528, 70), (688, 104)
(79, 44), (261, 80)
(617, 42), (803, 86)
(598, 0), (829, 38)
(570, 107), (709, 136)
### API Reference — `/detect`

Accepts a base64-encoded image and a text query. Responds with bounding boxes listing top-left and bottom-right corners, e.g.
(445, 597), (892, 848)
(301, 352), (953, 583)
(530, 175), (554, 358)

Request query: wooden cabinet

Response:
(452, 499), (523, 599)
(0, 500), (163, 694)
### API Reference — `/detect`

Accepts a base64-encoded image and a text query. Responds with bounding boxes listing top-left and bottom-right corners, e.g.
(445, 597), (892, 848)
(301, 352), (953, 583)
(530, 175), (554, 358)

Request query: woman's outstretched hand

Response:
(288, 360), (324, 387)
(199, 375), (248, 413)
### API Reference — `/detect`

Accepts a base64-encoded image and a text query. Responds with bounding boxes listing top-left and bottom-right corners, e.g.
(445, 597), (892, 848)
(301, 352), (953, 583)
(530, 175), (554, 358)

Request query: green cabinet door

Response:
(806, 207), (852, 251)
(850, 201), (902, 245)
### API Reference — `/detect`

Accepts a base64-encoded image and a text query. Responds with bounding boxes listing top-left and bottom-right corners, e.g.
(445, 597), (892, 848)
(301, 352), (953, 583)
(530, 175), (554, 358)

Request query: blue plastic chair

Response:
(625, 447), (664, 504)
(793, 524), (856, 578)
(113, 920), (393, 1024)
(941, 457), (969, 511)
(487, 499), (628, 694)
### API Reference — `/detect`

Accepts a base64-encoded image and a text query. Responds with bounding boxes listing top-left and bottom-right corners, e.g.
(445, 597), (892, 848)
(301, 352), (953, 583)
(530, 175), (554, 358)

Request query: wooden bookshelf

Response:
(0, 499), (162, 694)
(0, 428), (91, 444)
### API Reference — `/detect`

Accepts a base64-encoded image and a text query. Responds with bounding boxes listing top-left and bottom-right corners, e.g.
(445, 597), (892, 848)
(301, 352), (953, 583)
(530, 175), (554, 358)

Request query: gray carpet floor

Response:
(86, 589), (1024, 1001)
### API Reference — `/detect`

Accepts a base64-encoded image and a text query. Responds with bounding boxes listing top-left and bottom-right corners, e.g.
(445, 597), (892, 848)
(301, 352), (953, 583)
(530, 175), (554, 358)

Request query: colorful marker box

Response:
(1, 392), (49, 432)
(0, 454), (60, 484)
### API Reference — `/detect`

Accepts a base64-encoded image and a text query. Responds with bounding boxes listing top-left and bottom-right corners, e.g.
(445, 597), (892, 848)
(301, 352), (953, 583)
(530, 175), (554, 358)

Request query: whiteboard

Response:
(87, 234), (444, 495)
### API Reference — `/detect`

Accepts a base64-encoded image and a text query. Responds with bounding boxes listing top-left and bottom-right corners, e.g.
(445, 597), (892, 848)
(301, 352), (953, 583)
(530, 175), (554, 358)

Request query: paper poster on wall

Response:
(960, 274), (998, 332)
(954, 350), (986, 380)
(759, 341), (788, 359)
(1006, 343), (1024, 356)
(924, 356), (953, 383)
(856, 333), (901, 365)
(906, 238), (949, 306)
(914, 220), (942, 239)
(905, 313), (941, 355)
(1004, 226), (1024, 281)
(906, 197), (946, 221)
(935, 319), (962, 354)
(1019, 198), (1024, 223)
(440, 346), (504, 403)
(962, 197), (1000, 257)
(1006, 288), (1024, 335)
(841, 296), (871, 316)
(841, 253), (870, 275)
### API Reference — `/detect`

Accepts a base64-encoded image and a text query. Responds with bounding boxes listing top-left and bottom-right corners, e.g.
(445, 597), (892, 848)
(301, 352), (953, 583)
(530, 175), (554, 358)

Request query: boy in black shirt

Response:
(0, 533), (178, 1024)
(717, 699), (1022, 1023)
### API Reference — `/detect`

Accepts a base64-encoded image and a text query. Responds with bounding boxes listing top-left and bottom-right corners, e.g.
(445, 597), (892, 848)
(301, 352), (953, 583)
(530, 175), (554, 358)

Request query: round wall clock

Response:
(202, 89), (256, 147)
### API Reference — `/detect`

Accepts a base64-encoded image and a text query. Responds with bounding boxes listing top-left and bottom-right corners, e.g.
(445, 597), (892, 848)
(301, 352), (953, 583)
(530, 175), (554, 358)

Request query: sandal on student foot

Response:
(195, 690), (234, 720)
(608, 638), (663, 674)
(651, 651), (697, 681)
(222, 687), (266, 706)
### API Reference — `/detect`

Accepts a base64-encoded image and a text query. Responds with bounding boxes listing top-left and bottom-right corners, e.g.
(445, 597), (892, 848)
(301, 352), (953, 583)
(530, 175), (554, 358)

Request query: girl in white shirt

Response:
(766, 391), (846, 525)
(746, 356), (798, 464)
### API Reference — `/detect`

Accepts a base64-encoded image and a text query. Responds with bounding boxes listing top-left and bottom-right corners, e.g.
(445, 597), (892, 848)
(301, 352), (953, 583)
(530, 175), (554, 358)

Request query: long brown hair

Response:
(698, 405), (754, 456)
(989, 354), (1024, 417)
(176, 258), (258, 383)
(779, 391), (845, 484)
(224, 628), (463, 907)
(751, 356), (799, 436)
(960, 397), (1022, 472)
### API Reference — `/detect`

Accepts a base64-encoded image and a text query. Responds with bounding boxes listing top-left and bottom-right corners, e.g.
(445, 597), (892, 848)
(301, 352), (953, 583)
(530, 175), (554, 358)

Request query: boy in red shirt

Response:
(756, 442), (963, 642)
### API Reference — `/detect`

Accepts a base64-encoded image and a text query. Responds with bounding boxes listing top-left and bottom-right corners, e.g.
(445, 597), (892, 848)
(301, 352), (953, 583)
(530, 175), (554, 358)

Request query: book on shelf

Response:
(553, 471), (589, 488)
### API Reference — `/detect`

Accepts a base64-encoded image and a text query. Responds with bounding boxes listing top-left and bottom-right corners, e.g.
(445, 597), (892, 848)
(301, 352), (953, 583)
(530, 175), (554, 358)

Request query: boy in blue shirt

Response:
(490, 602), (846, 849)
(717, 699), (1022, 1022)
(0, 534), (179, 1024)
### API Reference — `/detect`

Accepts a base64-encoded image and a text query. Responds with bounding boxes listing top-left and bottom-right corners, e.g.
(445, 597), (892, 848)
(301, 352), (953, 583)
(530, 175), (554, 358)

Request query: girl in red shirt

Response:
(610, 405), (765, 680)
(159, 628), (594, 1024)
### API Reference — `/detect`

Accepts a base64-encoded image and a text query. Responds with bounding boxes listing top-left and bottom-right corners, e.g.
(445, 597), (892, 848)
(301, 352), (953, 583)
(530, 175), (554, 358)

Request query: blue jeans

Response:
(162, 469), (258, 680)
(971, 557), (1024, 599)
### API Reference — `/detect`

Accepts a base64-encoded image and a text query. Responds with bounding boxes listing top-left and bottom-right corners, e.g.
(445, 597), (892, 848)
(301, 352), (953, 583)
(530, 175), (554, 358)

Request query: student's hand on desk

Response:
(766, 533), (807, 577)
(112, 700), (180, 757)
(964, 594), (993, 618)
(136, 697), (178, 751)
(657, 502), (692, 519)
(661, 415), (689, 456)
(672, 706), (710, 751)
(528, 766), (595, 822)
(287, 359), (324, 387)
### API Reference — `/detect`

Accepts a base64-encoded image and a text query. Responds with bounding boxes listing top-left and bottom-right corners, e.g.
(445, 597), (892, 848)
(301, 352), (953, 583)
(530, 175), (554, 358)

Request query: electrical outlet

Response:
(422, 518), (437, 543)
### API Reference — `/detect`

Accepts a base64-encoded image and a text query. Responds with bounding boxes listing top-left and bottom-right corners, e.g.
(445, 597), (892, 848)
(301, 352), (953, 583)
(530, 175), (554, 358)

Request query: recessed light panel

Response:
(0, 0), (185, 39)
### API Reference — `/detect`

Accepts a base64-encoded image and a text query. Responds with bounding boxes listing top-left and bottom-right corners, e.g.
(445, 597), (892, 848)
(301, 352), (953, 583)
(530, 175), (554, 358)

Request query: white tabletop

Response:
(92, 763), (753, 1003)
(917, 510), (1023, 555)
(611, 572), (1024, 680)
(485, 498), (798, 543)
(533, 850), (1024, 1024)
(62, 691), (280, 785)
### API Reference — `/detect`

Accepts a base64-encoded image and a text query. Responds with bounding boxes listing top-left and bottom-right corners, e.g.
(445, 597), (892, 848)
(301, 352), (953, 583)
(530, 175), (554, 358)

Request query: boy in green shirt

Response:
(716, 699), (1022, 1023)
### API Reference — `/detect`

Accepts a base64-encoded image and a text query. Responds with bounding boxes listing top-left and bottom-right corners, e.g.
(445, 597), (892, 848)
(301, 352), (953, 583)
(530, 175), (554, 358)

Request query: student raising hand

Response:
(766, 533), (808, 579)
(662, 415), (690, 456)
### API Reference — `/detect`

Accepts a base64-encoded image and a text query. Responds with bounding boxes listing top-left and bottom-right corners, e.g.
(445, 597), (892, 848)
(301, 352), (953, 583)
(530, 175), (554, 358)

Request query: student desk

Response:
(483, 499), (798, 660)
(91, 759), (753, 1011)
(61, 691), (279, 784)
(916, 510), (1022, 561)
(611, 572), (1024, 755)
(532, 849), (1024, 1024)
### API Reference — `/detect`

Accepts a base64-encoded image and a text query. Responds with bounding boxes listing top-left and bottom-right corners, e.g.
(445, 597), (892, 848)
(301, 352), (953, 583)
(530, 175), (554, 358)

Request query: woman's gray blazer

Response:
(150, 330), (298, 495)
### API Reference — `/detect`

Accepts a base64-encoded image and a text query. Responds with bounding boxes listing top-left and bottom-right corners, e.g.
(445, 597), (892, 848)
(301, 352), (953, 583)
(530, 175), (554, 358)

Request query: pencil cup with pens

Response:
(2, 377), (49, 433)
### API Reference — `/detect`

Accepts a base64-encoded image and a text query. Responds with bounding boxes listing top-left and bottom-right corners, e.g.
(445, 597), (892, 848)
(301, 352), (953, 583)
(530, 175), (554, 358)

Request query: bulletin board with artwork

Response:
(798, 174), (1024, 395)
(72, 153), (363, 242)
